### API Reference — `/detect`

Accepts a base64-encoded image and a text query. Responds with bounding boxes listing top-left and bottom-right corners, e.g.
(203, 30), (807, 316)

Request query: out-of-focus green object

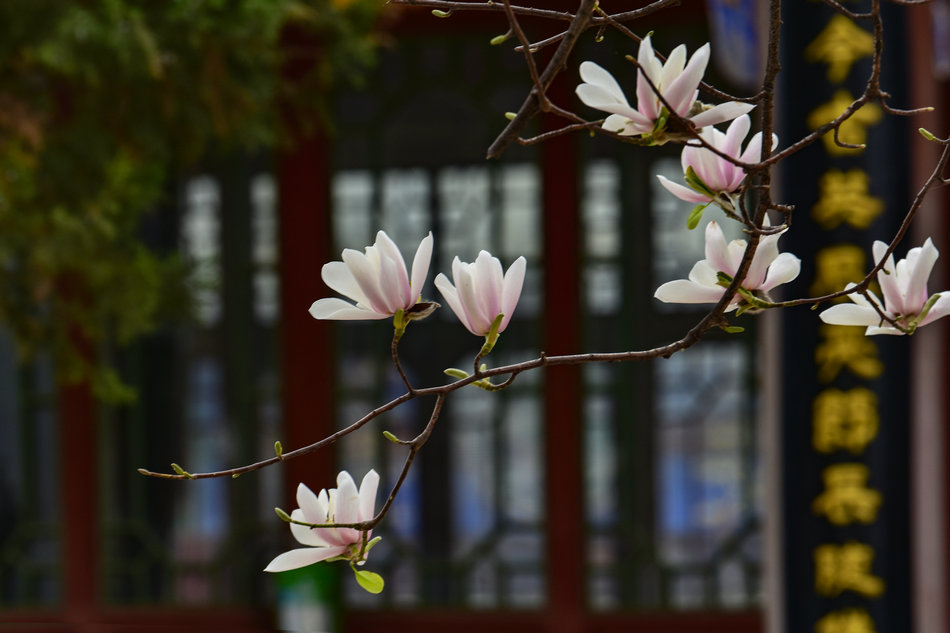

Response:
(275, 563), (341, 632)
(0, 0), (385, 400)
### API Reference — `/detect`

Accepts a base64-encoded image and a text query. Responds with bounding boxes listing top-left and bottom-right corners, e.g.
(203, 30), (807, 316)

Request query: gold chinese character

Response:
(815, 542), (885, 597)
(811, 245), (866, 299)
(813, 464), (881, 524)
(805, 14), (875, 83)
(813, 388), (879, 453)
(815, 325), (884, 383)
(812, 170), (884, 230)
(816, 608), (878, 633)
(807, 90), (883, 155)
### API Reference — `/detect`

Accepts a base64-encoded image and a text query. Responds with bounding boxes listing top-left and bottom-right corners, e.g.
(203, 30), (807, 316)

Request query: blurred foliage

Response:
(0, 0), (385, 400)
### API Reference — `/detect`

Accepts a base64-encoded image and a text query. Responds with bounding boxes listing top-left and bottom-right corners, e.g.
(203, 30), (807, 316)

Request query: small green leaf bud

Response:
(432, 9), (452, 17)
(275, 507), (293, 522)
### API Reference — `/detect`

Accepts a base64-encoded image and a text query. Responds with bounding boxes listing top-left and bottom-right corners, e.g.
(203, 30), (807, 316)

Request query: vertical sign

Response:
(780, 3), (912, 633)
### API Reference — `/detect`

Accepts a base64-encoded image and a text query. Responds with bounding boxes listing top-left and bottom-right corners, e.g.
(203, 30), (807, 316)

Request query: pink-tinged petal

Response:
(659, 44), (688, 92)
(703, 222), (733, 276)
(687, 260), (719, 287)
(656, 175), (711, 203)
(264, 546), (347, 573)
(321, 261), (367, 305)
(499, 256), (527, 332)
(611, 113), (654, 136)
(376, 251), (407, 313)
(410, 232), (434, 301)
(334, 471), (360, 526)
(578, 61), (629, 105)
(654, 279), (724, 304)
(692, 140), (729, 192)
(865, 325), (905, 336)
(296, 483), (325, 523)
(576, 83), (648, 123)
(689, 101), (755, 129)
(905, 238), (939, 311)
(357, 469), (380, 522)
(341, 249), (389, 315)
(309, 298), (389, 321)
(739, 132), (777, 165)
(291, 509), (333, 547)
(475, 251), (504, 321)
(435, 272), (474, 334)
(819, 303), (883, 327)
(760, 252), (801, 292)
(746, 233), (781, 289)
(457, 263), (492, 335)
(919, 293), (950, 327)
(872, 241), (902, 314)
(636, 35), (661, 120)
(375, 231), (411, 306)
(722, 115), (750, 160)
(664, 43), (709, 116)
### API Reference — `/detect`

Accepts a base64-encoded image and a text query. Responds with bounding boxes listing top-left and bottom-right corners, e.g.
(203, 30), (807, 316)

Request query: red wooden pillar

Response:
(541, 96), (583, 633)
(60, 378), (99, 632)
(277, 26), (336, 500)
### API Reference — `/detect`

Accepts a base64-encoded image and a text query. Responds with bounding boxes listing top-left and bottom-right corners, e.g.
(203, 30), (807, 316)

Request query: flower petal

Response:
(264, 546), (347, 573)
(906, 238), (939, 312)
(341, 249), (389, 315)
(291, 509), (332, 547)
(654, 279), (724, 304)
(689, 101), (755, 129)
(321, 261), (367, 305)
(500, 256), (527, 332)
(819, 303), (883, 327)
(410, 232), (434, 301)
(760, 252), (801, 292)
(309, 298), (389, 321)
(358, 469), (380, 522)
(664, 42), (708, 116)
(656, 175), (711, 203)
(703, 222), (733, 277)
(578, 61), (629, 105)
(435, 271), (474, 334)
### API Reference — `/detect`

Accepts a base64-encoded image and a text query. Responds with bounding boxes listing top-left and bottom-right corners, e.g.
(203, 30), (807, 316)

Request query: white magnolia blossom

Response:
(265, 470), (380, 573)
(819, 239), (950, 335)
(654, 221), (801, 309)
(310, 231), (433, 320)
(656, 114), (777, 206)
(435, 251), (527, 337)
(576, 34), (753, 142)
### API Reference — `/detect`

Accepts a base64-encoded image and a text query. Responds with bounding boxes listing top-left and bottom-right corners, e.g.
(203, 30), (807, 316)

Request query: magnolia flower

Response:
(265, 469), (380, 573)
(819, 239), (950, 335)
(656, 114), (777, 209)
(310, 231), (433, 321)
(575, 34), (753, 143)
(435, 251), (526, 338)
(654, 221), (801, 309)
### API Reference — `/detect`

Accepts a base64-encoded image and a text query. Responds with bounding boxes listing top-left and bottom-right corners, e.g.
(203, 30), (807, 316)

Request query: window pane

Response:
(583, 156), (761, 610)
(0, 334), (61, 607)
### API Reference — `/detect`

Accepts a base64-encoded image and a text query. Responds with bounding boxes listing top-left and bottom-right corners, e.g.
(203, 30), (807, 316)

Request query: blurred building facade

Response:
(0, 2), (946, 633)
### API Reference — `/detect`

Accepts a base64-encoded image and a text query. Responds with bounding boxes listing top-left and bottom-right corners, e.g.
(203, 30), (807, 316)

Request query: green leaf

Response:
(354, 569), (385, 594)
(687, 203), (708, 230)
(721, 326), (745, 334)
(919, 127), (938, 142)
